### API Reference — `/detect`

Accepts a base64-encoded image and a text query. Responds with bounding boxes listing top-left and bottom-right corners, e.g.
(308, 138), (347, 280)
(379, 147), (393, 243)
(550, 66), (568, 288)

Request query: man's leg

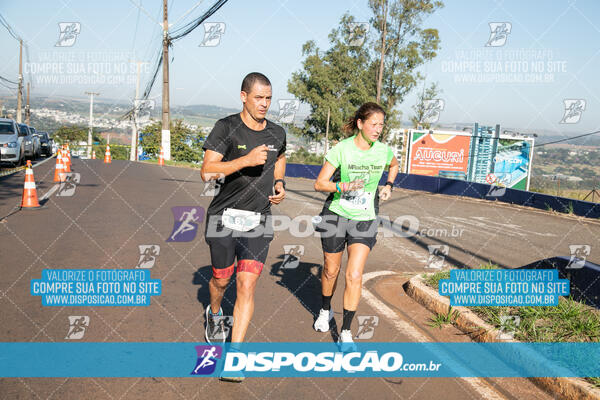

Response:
(231, 269), (260, 343)
(209, 275), (231, 314)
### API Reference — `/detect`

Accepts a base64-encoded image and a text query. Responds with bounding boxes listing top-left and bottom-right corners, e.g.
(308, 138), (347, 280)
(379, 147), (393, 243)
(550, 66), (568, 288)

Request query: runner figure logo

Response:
(355, 316), (379, 339)
(485, 22), (511, 47)
(56, 172), (80, 197)
(281, 245), (304, 269)
(199, 22), (226, 47)
(566, 245), (591, 269)
(55, 22), (81, 47)
(422, 99), (445, 124)
(341, 172), (369, 210)
(560, 99), (586, 124)
(191, 345), (222, 375)
(201, 173), (225, 197)
(497, 315), (520, 340)
(277, 100), (300, 124)
(134, 99), (155, 123)
(426, 245), (449, 269)
(167, 206), (205, 242)
(206, 316), (234, 342)
(348, 22), (369, 46)
(65, 316), (89, 340)
(137, 245), (160, 269)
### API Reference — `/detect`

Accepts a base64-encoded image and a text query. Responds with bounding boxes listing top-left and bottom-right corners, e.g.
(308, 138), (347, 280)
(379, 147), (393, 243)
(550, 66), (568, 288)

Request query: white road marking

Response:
(362, 271), (505, 400)
(39, 184), (59, 201)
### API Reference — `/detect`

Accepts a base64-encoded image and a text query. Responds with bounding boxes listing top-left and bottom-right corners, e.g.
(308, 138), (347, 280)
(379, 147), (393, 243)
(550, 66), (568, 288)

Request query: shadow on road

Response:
(269, 253), (341, 342)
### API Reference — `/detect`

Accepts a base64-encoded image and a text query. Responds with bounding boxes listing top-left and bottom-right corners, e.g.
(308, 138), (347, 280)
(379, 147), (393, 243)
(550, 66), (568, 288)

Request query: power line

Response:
(169, 0), (228, 41)
(0, 13), (20, 40)
(536, 130), (600, 147)
(0, 75), (18, 85)
(120, 0), (230, 121)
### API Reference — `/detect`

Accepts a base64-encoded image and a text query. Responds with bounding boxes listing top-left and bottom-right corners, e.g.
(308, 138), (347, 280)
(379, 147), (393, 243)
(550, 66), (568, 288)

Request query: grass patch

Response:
(142, 159), (201, 169)
(428, 306), (460, 329)
(422, 267), (600, 387)
(422, 270), (450, 289)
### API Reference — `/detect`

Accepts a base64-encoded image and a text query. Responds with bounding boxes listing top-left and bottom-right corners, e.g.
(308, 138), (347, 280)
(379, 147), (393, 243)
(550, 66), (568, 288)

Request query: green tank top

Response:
(325, 136), (394, 221)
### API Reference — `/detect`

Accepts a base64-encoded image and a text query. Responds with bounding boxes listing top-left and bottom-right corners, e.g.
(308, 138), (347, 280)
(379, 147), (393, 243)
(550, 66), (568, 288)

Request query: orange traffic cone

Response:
(92, 150), (96, 159)
(158, 146), (164, 166)
(21, 160), (41, 209)
(104, 144), (112, 164)
(53, 150), (66, 182)
(63, 146), (72, 172)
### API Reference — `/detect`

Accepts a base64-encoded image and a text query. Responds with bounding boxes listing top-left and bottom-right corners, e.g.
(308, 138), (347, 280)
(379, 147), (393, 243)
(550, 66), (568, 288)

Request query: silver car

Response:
(29, 126), (41, 159)
(18, 123), (36, 160)
(0, 118), (25, 166)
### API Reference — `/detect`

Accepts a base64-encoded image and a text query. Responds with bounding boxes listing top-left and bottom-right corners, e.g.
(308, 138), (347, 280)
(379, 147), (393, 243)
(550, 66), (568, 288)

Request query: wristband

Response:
(385, 181), (393, 190)
(335, 182), (341, 193)
(274, 179), (286, 189)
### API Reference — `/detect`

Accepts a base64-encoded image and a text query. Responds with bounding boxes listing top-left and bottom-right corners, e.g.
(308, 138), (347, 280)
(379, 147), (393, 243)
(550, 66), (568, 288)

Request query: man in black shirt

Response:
(201, 73), (286, 359)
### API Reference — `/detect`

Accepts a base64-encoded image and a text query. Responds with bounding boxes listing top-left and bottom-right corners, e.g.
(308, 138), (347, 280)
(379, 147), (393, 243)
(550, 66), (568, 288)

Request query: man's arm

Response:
(269, 154), (286, 204)
(200, 145), (268, 182)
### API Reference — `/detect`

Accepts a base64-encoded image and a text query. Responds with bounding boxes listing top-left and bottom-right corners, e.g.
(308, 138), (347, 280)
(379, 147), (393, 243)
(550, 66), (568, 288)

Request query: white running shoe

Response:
(313, 308), (334, 332)
(338, 329), (357, 352)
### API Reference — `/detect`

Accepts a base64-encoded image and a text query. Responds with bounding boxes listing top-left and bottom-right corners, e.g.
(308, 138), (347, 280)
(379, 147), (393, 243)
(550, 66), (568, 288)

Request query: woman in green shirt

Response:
(313, 102), (399, 347)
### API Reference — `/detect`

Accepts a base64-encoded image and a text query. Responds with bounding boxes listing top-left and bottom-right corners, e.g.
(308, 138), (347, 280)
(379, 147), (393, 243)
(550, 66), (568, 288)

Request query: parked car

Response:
(0, 118), (25, 166)
(18, 123), (36, 160)
(29, 126), (41, 159)
(36, 131), (53, 156)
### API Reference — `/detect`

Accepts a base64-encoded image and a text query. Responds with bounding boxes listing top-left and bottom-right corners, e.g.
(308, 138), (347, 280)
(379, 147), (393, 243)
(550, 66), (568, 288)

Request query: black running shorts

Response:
(317, 208), (378, 253)
(204, 213), (273, 278)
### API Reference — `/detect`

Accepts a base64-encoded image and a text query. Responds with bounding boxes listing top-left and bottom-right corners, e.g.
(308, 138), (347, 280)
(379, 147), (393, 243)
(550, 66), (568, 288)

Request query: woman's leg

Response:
(343, 243), (371, 317)
(321, 251), (343, 297)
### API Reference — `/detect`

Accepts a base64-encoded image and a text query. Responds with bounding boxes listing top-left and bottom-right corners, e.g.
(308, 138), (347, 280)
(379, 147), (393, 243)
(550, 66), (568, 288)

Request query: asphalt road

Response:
(1, 158), (597, 399)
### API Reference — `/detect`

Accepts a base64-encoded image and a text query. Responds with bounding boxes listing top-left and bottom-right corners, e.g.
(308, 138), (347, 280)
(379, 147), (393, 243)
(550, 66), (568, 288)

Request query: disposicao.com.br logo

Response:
(190, 343), (442, 377)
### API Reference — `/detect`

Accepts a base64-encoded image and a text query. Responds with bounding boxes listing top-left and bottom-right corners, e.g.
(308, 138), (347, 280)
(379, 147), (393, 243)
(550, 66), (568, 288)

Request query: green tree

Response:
(288, 1), (443, 144)
(410, 81), (441, 129)
(53, 126), (88, 144)
(370, 0), (443, 137)
(139, 119), (204, 162)
(288, 14), (373, 142)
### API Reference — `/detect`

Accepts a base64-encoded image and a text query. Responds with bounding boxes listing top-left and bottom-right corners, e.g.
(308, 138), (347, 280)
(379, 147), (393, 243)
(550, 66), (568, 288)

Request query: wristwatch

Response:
(274, 179), (286, 189)
(385, 181), (394, 191)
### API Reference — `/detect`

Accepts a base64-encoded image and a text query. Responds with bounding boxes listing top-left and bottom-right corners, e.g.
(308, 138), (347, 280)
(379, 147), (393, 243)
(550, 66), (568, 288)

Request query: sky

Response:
(1, 0), (599, 136)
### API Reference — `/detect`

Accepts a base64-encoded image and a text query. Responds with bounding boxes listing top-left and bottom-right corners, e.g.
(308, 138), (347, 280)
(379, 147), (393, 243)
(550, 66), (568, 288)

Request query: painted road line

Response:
(362, 271), (505, 400)
(39, 184), (60, 201)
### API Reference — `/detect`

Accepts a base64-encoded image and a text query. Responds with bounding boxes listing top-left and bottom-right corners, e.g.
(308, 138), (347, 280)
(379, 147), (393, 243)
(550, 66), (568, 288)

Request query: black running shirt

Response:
(203, 113), (286, 216)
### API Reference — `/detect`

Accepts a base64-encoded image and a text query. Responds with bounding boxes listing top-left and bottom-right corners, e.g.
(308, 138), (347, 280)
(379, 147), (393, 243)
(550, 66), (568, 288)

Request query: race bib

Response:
(222, 208), (261, 232)
(339, 191), (373, 211)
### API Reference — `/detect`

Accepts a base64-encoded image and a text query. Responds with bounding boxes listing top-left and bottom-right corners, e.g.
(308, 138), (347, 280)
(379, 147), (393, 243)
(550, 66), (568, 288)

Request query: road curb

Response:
(403, 273), (600, 400)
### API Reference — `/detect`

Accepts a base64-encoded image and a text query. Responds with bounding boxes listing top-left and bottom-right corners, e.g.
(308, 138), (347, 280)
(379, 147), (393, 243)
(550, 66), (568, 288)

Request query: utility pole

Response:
(85, 91), (100, 159)
(16, 39), (23, 123)
(161, 0), (171, 160)
(25, 82), (30, 125)
(130, 61), (145, 161)
(376, 0), (388, 104)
